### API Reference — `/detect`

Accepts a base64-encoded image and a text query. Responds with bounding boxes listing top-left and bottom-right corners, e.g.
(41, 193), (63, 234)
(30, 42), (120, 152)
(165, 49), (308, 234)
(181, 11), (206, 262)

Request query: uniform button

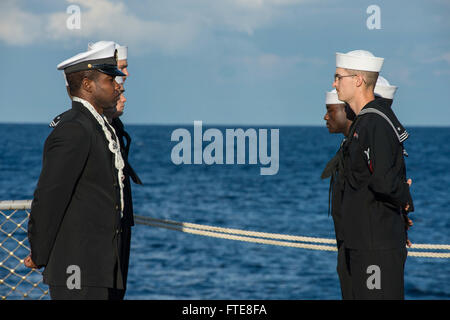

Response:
(115, 205), (119, 210)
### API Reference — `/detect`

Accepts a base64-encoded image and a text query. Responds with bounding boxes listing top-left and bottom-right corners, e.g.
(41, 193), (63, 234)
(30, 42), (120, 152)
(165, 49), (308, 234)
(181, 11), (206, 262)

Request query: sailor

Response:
(331, 50), (414, 299)
(89, 41), (142, 300)
(374, 75), (397, 102)
(321, 75), (413, 299)
(49, 41), (140, 299)
(374, 77), (414, 242)
(51, 42), (128, 126)
(25, 42), (128, 300)
(321, 89), (353, 299)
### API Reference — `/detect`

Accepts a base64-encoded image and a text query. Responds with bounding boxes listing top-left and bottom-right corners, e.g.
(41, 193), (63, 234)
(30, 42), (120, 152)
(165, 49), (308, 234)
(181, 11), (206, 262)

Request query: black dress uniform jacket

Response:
(110, 117), (142, 295)
(111, 117), (142, 228)
(341, 98), (413, 250)
(28, 100), (124, 289)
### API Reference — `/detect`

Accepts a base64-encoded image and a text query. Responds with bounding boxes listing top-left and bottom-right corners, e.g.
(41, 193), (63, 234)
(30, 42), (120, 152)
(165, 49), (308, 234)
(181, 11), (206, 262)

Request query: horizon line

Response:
(1, 121), (450, 128)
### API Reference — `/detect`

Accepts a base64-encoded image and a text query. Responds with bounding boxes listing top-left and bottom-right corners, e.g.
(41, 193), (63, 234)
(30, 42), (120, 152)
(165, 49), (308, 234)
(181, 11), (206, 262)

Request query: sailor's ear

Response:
(355, 74), (365, 87)
(81, 77), (93, 93)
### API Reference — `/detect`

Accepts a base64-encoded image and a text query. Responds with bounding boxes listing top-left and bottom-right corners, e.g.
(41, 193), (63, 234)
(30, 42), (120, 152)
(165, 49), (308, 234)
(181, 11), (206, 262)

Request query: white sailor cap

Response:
(116, 45), (127, 60)
(374, 75), (397, 99)
(87, 40), (113, 50)
(115, 76), (124, 84)
(336, 50), (384, 72)
(325, 89), (345, 105)
(88, 41), (127, 60)
(57, 41), (125, 77)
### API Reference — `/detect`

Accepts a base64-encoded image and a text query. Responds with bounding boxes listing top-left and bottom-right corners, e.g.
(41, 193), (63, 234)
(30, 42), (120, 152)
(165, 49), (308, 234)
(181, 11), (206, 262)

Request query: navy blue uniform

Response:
(340, 98), (413, 299)
(322, 143), (352, 299)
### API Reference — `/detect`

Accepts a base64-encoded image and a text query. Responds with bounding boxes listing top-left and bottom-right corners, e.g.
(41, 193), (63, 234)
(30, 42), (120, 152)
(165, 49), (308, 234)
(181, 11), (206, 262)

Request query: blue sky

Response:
(1, 0), (449, 126)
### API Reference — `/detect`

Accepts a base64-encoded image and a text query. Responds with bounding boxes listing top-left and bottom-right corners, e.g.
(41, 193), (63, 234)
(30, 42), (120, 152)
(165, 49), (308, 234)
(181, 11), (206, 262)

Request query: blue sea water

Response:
(0, 123), (449, 300)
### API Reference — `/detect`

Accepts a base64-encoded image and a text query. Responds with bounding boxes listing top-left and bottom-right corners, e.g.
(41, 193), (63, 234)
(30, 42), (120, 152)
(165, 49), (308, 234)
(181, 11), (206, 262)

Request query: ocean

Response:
(0, 123), (449, 299)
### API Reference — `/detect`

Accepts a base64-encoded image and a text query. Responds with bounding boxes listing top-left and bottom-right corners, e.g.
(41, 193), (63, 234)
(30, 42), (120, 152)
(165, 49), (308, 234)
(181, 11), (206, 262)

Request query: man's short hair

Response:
(345, 68), (379, 89)
(66, 70), (101, 96)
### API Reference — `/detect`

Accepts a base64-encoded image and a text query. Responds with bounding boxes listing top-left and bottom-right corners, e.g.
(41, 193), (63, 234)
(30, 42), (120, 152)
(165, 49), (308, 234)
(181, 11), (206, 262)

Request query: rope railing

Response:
(134, 216), (339, 252)
(134, 216), (338, 244)
(133, 215), (450, 258)
(1, 200), (449, 300)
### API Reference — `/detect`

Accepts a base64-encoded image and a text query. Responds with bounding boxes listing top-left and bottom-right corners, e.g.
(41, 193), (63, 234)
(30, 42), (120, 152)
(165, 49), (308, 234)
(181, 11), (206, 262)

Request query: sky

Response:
(0, 0), (449, 126)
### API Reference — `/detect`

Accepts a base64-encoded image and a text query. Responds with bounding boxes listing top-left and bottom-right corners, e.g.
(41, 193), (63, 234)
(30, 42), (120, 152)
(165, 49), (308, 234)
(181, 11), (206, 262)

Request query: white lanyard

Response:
(72, 97), (125, 217)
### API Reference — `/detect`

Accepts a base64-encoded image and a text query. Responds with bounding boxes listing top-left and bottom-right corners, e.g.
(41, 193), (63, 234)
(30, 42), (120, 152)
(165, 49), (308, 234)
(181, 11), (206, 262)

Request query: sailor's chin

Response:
(326, 125), (336, 133)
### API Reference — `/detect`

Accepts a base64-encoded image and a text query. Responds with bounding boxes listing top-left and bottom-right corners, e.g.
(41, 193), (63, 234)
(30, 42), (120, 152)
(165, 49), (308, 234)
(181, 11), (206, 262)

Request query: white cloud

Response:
(0, 0), (307, 52)
(0, 1), (44, 45)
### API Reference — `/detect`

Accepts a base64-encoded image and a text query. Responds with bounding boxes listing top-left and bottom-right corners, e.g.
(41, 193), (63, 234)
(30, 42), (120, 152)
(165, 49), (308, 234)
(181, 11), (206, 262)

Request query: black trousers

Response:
(48, 225), (132, 300)
(336, 241), (353, 299)
(118, 226), (132, 299)
(338, 245), (407, 300)
(49, 286), (124, 300)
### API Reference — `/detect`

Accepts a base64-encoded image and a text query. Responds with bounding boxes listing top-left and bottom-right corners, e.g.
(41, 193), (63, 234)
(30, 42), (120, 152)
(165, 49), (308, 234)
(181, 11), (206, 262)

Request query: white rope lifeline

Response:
(0, 201), (448, 258)
(133, 215), (450, 258)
